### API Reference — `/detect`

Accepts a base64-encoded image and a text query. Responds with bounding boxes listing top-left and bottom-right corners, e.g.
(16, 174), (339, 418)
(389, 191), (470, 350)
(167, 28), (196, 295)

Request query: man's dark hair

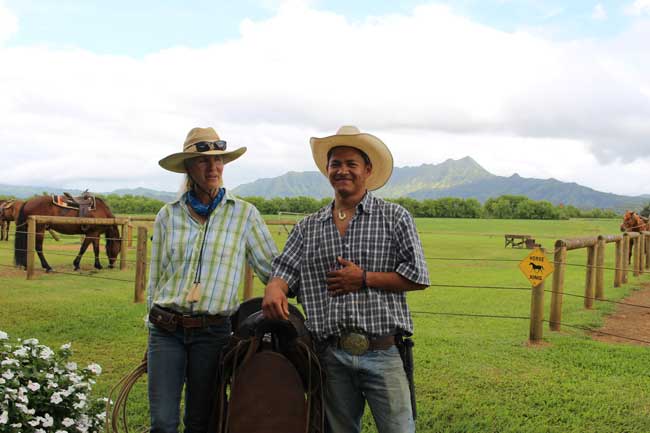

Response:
(326, 146), (371, 167)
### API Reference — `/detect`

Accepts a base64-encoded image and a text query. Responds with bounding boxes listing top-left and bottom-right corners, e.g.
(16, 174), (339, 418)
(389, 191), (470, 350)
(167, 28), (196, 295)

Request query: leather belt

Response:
(328, 332), (395, 356)
(149, 304), (228, 331)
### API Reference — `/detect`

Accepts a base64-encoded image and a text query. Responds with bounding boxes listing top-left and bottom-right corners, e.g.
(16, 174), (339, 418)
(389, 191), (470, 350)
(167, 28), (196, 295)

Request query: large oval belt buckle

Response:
(340, 332), (369, 356)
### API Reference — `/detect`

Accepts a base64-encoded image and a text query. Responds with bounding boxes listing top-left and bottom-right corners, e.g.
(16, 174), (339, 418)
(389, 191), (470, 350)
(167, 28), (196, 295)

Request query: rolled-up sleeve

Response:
(270, 221), (304, 297)
(394, 211), (430, 286)
(246, 208), (279, 285)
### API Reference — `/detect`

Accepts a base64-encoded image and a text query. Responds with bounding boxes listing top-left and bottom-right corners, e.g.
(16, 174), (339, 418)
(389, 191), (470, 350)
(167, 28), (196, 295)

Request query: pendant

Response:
(338, 210), (347, 220)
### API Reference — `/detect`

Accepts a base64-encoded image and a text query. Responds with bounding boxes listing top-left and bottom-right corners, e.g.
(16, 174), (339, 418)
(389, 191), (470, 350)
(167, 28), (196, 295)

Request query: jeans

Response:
(320, 345), (414, 433)
(148, 321), (231, 433)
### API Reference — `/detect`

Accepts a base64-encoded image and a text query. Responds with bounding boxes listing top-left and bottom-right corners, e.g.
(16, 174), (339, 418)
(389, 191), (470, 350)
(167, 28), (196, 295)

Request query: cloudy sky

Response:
(1, 0), (649, 196)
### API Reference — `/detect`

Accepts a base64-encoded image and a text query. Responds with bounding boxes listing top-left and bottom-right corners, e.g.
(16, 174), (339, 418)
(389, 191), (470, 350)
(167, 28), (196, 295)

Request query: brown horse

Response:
(14, 195), (121, 272)
(620, 210), (647, 264)
(0, 200), (24, 241)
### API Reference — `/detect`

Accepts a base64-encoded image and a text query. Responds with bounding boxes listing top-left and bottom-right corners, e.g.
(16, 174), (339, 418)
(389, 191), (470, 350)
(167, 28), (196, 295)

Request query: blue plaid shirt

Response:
(271, 192), (430, 338)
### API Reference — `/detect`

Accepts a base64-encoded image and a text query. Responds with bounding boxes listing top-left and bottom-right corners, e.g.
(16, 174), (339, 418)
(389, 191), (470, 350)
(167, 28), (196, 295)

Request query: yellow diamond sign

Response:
(519, 247), (554, 286)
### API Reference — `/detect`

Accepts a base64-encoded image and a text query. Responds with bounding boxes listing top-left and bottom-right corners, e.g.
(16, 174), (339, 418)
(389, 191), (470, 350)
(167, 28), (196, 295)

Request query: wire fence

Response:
(2, 220), (650, 346)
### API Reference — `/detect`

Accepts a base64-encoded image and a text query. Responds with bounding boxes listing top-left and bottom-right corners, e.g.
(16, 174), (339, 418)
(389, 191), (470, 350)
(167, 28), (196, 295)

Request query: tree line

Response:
(0, 193), (627, 219)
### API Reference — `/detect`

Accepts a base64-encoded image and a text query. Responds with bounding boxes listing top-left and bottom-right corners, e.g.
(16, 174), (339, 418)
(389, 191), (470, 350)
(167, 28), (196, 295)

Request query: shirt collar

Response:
(316, 191), (374, 221)
(171, 188), (235, 208)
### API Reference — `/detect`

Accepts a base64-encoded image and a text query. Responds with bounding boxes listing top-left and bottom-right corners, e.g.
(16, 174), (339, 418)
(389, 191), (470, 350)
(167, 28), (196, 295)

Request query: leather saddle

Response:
(211, 297), (325, 433)
(52, 191), (96, 217)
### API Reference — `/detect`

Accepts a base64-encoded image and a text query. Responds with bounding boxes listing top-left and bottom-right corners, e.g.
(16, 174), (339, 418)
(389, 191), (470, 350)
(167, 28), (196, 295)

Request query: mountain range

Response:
(231, 157), (648, 212)
(2, 157), (647, 212)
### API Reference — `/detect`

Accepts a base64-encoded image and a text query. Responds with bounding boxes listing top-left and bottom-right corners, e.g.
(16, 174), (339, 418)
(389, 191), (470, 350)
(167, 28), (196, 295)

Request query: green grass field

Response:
(1, 217), (649, 432)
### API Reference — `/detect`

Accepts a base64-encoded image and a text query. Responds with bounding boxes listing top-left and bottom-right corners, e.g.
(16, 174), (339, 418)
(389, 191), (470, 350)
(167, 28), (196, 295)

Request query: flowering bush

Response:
(0, 330), (107, 433)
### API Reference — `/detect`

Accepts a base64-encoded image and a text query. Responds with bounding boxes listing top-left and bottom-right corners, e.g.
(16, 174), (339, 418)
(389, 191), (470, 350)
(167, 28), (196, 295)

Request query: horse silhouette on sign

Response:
(14, 195), (121, 272)
(529, 262), (544, 273)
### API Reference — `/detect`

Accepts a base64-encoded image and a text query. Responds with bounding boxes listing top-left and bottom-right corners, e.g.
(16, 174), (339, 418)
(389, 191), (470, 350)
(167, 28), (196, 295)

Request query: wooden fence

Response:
(23, 215), (129, 280)
(529, 231), (650, 343)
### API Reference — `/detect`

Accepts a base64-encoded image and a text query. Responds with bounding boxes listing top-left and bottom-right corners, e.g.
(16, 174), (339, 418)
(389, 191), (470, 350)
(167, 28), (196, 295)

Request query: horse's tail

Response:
(14, 202), (28, 267)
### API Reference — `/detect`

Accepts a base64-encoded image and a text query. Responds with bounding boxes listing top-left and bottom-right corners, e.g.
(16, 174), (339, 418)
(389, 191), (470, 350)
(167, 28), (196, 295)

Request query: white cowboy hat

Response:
(309, 125), (393, 191)
(159, 127), (247, 173)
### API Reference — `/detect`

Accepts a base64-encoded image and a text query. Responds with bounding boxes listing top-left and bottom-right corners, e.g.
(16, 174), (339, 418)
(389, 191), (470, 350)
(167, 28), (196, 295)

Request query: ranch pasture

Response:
(1, 217), (650, 432)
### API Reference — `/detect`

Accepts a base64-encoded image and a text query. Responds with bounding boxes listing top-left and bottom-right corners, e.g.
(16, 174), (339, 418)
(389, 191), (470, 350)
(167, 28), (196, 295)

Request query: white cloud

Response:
(0, 2), (649, 195)
(592, 3), (607, 20)
(625, 0), (650, 16)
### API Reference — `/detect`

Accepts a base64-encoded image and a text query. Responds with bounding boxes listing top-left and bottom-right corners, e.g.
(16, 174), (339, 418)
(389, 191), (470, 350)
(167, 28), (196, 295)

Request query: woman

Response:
(147, 127), (278, 433)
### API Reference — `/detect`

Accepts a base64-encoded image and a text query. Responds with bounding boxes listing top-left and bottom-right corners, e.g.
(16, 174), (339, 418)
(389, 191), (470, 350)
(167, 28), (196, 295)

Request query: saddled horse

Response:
(14, 195), (121, 272)
(0, 200), (24, 241)
(620, 210), (648, 264)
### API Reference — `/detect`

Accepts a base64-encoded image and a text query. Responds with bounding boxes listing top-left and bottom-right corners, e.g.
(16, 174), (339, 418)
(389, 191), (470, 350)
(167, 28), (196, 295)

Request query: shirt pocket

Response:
(360, 247), (396, 272)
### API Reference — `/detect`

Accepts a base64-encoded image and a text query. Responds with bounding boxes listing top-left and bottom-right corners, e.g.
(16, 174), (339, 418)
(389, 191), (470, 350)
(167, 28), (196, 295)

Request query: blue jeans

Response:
(148, 321), (231, 433)
(320, 345), (414, 433)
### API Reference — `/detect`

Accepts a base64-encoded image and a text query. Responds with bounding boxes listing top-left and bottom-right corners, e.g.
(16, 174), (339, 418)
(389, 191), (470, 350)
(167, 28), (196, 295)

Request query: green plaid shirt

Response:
(146, 190), (278, 315)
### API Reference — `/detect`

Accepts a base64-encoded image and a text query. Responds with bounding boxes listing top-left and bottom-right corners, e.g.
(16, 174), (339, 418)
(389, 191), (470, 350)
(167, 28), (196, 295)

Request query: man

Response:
(149, 127), (278, 433)
(263, 125), (430, 433)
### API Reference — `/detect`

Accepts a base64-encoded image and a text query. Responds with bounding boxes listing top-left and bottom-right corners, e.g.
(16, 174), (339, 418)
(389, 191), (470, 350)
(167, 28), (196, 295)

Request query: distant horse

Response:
(0, 200), (6, 241)
(620, 210), (647, 265)
(14, 195), (121, 272)
(0, 200), (24, 241)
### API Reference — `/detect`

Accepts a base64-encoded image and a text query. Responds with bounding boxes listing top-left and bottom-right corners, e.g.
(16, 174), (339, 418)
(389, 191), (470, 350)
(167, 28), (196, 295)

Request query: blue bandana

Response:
(185, 188), (225, 217)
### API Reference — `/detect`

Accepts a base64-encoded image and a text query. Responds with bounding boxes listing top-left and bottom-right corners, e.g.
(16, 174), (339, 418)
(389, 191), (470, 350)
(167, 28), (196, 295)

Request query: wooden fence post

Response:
(26, 216), (35, 280)
(614, 239), (622, 287)
(622, 234), (629, 284)
(549, 242), (566, 331)
(134, 227), (148, 303)
(638, 234), (645, 274)
(127, 224), (133, 249)
(595, 236), (606, 300)
(643, 232), (650, 269)
(584, 245), (596, 309)
(120, 222), (128, 271)
(243, 263), (254, 300)
(529, 279), (545, 343)
(633, 233), (641, 277)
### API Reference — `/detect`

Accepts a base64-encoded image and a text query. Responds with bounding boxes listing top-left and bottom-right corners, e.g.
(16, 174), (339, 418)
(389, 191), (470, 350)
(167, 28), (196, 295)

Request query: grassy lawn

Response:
(1, 217), (649, 432)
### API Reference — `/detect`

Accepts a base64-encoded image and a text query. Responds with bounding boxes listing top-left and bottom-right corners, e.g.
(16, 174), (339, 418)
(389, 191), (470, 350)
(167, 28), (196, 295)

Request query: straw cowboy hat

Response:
(159, 127), (247, 173)
(310, 125), (393, 191)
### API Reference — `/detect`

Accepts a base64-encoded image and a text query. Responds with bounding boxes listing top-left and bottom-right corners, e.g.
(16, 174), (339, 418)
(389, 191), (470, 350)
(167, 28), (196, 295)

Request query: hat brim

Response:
(309, 133), (393, 191)
(159, 147), (247, 173)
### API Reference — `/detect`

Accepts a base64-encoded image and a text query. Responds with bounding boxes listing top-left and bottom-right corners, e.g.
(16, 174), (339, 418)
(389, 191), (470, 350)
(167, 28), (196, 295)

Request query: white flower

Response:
(77, 393), (87, 401)
(0, 378), (4, 384)
(47, 380), (59, 388)
(45, 373), (54, 379)
(86, 363), (102, 375)
(40, 346), (55, 360)
(1, 358), (19, 367)
(36, 429), (46, 433)
(42, 413), (54, 427)
(66, 362), (78, 371)
(0, 410), (7, 424)
(55, 430), (68, 433)
(23, 338), (39, 345)
(2, 370), (14, 380)
(62, 417), (75, 427)
(60, 342), (72, 350)
(0, 330), (8, 340)
(12, 346), (28, 357)
(74, 400), (87, 409)
(10, 423), (22, 428)
(28, 380), (41, 391)
(51, 393), (63, 404)
(28, 419), (41, 426)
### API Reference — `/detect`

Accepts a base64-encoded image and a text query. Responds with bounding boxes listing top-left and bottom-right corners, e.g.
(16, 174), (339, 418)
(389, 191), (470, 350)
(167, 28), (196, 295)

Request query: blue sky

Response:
(4, 0), (637, 56)
(1, 0), (649, 195)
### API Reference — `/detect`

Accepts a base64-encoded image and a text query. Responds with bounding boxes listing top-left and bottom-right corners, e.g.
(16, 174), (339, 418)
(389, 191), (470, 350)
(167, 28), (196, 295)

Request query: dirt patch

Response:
(591, 283), (650, 346)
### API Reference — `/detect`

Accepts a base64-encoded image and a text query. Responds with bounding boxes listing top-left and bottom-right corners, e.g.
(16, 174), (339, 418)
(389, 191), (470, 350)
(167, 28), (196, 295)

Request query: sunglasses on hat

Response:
(194, 140), (227, 152)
